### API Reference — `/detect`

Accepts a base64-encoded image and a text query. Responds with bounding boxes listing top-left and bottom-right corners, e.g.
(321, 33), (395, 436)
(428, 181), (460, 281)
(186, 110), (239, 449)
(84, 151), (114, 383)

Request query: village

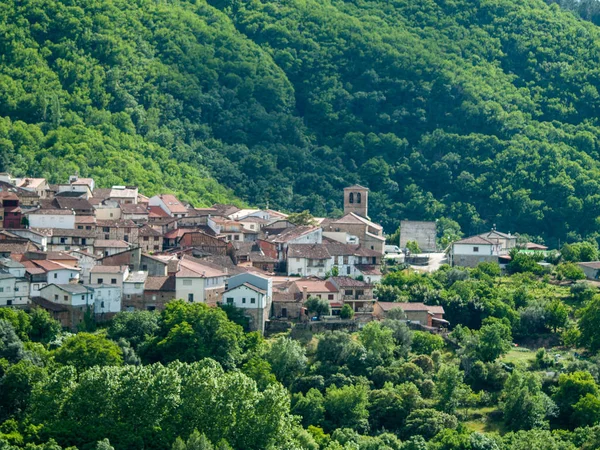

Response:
(0, 172), (569, 334)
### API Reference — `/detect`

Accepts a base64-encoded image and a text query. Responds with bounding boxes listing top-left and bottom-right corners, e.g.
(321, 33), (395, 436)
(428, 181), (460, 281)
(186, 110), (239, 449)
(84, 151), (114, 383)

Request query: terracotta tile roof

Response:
(148, 206), (170, 218)
(211, 204), (241, 217)
(376, 302), (444, 314)
(120, 204), (149, 215)
(28, 209), (75, 216)
(155, 194), (188, 214)
(0, 242), (38, 253)
(164, 228), (188, 239)
(17, 178), (46, 189)
(288, 244), (331, 259)
(55, 197), (93, 211)
(224, 282), (267, 295)
(578, 262), (600, 269)
(94, 240), (130, 248)
(293, 279), (338, 293)
(264, 226), (319, 244)
(454, 236), (494, 245)
(75, 216), (96, 224)
(177, 256), (227, 278)
(144, 276), (176, 291)
(138, 225), (162, 237)
(91, 265), (128, 274)
(331, 213), (383, 231)
(329, 276), (370, 287)
(96, 219), (136, 228)
(46, 252), (78, 261)
(45, 228), (96, 238)
(33, 260), (79, 272)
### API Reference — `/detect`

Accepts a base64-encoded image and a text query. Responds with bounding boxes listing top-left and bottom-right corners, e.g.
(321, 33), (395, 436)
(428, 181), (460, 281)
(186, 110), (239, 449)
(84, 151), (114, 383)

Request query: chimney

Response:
(302, 286), (308, 302)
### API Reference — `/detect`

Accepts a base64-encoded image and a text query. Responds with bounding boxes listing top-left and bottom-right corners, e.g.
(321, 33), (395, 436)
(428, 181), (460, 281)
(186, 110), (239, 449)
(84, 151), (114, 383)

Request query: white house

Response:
(123, 271), (148, 303)
(39, 284), (94, 308)
(287, 244), (333, 277)
(450, 236), (502, 268)
(28, 209), (76, 229)
(175, 256), (227, 305)
(69, 250), (100, 281)
(94, 240), (131, 257)
(33, 260), (80, 284)
(88, 284), (122, 314)
(0, 272), (29, 307)
(222, 272), (272, 333)
(89, 265), (130, 287)
(8, 229), (48, 251)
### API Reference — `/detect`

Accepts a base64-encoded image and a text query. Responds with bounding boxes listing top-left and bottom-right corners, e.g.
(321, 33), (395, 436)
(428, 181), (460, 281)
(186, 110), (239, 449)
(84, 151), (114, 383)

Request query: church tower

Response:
(343, 185), (369, 218)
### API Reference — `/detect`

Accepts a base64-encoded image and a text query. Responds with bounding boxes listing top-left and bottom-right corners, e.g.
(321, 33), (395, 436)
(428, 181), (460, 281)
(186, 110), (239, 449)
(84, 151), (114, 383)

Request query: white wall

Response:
(176, 277), (206, 303)
(223, 285), (266, 309)
(287, 257), (333, 277)
(93, 286), (122, 313)
(47, 269), (80, 284)
(0, 276), (16, 306)
(95, 207), (122, 220)
(29, 213), (76, 230)
(453, 243), (494, 256)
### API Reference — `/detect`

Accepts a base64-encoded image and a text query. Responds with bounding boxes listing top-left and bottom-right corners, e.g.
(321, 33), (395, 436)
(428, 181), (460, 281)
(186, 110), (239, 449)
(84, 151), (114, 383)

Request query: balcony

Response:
(342, 295), (374, 301)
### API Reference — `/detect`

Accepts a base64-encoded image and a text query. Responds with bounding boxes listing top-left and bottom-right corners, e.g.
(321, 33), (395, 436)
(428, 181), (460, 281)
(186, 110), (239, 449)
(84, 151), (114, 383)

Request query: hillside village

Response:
(0, 172), (568, 334)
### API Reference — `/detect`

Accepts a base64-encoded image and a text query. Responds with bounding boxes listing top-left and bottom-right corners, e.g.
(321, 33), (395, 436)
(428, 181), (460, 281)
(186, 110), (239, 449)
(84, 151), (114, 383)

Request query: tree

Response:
(404, 408), (458, 440)
(0, 319), (27, 364)
(287, 210), (316, 226)
(292, 388), (325, 428)
(143, 301), (244, 369)
(305, 297), (331, 319)
(578, 295), (600, 351)
(359, 321), (396, 364)
(53, 333), (123, 371)
(241, 356), (277, 391)
(324, 384), (370, 433)
(411, 331), (444, 355)
(545, 299), (569, 332)
(108, 311), (159, 349)
(28, 308), (61, 344)
(0, 360), (47, 421)
(555, 263), (586, 281)
(475, 320), (512, 362)
(265, 337), (307, 386)
(339, 304), (354, 320)
(552, 371), (599, 427)
(436, 364), (471, 413)
(501, 371), (556, 430)
(406, 241), (422, 254)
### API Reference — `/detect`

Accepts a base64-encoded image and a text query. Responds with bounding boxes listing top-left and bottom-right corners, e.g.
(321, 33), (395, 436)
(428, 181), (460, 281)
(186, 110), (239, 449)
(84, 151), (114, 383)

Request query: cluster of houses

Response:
(0, 174), (446, 333)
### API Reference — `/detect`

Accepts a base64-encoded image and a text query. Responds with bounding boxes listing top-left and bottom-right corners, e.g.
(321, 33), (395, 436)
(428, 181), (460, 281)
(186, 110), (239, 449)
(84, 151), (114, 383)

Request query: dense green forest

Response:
(6, 259), (600, 449)
(6, 0), (600, 241)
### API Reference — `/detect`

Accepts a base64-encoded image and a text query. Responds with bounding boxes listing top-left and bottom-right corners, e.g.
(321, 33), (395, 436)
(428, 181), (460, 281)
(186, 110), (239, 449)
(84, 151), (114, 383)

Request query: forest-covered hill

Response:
(4, 0), (600, 243)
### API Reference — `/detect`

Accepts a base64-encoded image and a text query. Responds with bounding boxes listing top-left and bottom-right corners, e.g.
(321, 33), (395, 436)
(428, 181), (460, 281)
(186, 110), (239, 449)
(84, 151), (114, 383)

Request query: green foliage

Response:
(406, 241), (422, 254)
(340, 304), (354, 320)
(552, 371), (600, 427)
(53, 333), (123, 371)
(404, 408), (458, 440)
(561, 242), (599, 262)
(555, 263), (586, 281)
(265, 337), (307, 386)
(305, 297), (331, 319)
(411, 331), (444, 355)
(475, 319), (513, 362)
(501, 371), (556, 430)
(107, 311), (159, 349)
(28, 308), (61, 344)
(578, 295), (600, 351)
(142, 301), (244, 369)
(287, 211), (316, 226)
(324, 384), (370, 433)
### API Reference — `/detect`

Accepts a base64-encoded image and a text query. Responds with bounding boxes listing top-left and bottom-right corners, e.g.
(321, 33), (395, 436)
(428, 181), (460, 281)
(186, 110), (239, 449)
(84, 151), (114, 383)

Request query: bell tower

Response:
(343, 185), (369, 218)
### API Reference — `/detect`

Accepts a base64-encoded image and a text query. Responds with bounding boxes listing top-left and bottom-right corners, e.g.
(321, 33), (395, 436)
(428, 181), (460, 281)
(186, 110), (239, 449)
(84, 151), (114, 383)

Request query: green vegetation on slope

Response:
(5, 0), (600, 241)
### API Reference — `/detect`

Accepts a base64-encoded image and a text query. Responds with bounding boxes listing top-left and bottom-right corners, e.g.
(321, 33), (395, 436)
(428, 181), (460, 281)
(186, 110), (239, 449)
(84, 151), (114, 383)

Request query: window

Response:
(124, 235), (129, 242)
(356, 290), (364, 296)
(328, 294), (334, 300)
(103, 227), (110, 233)
(64, 295), (68, 301)
(188, 293), (194, 302)
(14, 287), (18, 292)
(147, 306), (156, 311)
(60, 238), (66, 244)
(473, 247), (479, 253)
(227, 297), (234, 304)
(345, 289), (353, 295)
(349, 192), (354, 204)
(78, 225), (83, 230)
(98, 278), (103, 284)
(86, 226), (92, 230)
(81, 295), (85, 300)
(281, 308), (287, 318)
(127, 294), (131, 299)
(6, 300), (12, 306)
(154, 237), (159, 242)
(111, 279), (117, 284)
(234, 235), (240, 241)
(0, 287), (3, 293)
(251, 298), (256, 304)
(154, 245), (159, 250)
(142, 265), (148, 271)
(242, 297), (246, 304)
(54, 273), (57, 279)
(144, 236), (149, 242)
(101, 301), (105, 308)
(54, 294), (58, 300)
(357, 192), (361, 204)
(183, 279), (192, 286)
(105, 234), (110, 240)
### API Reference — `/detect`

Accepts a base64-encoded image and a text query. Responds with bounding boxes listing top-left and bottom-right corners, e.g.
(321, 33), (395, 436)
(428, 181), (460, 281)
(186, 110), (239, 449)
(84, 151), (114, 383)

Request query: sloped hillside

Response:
(4, 0), (600, 244)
